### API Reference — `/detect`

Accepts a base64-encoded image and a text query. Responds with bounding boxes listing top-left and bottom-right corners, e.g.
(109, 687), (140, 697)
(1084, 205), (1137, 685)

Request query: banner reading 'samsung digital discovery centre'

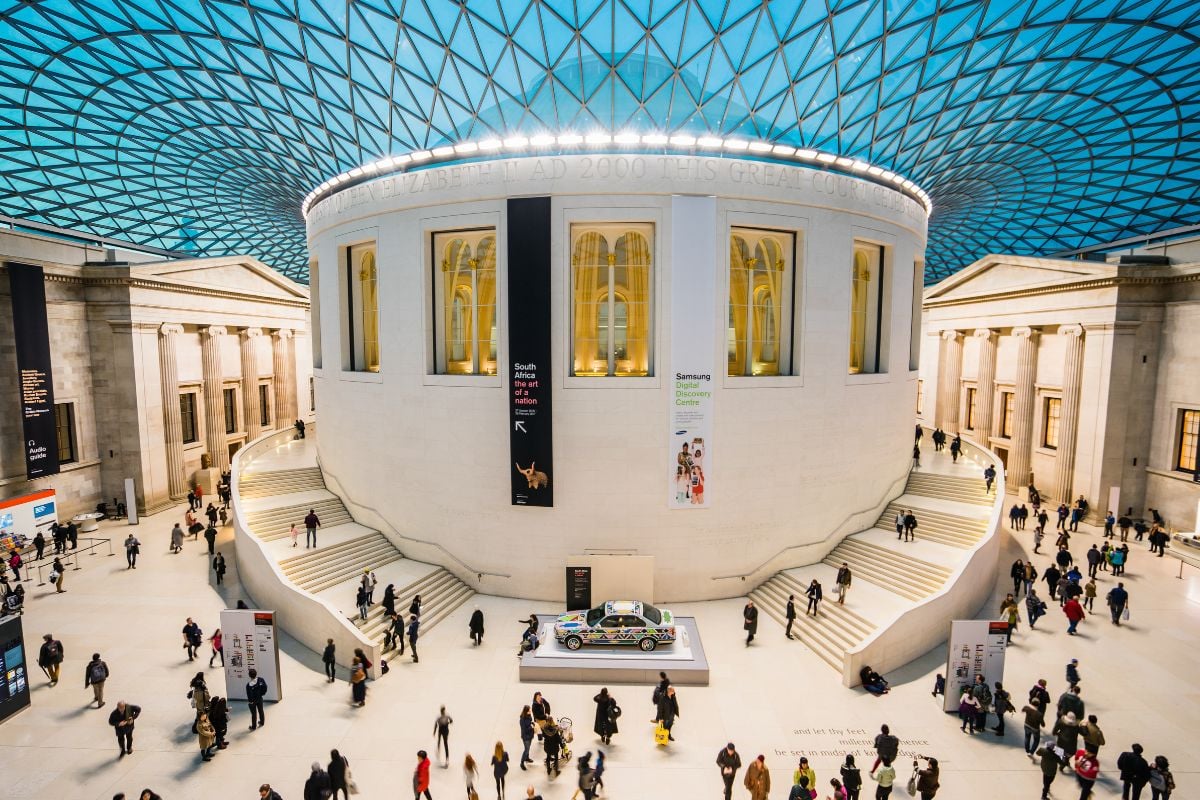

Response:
(668, 196), (716, 509)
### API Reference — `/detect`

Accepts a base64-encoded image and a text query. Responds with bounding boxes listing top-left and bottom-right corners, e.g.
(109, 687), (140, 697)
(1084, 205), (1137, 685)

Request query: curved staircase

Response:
(748, 430), (1002, 680)
(234, 433), (474, 671)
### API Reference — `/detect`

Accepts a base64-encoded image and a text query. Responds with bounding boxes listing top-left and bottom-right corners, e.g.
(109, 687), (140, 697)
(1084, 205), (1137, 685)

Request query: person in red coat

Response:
(1063, 596), (1086, 635)
(413, 750), (432, 800)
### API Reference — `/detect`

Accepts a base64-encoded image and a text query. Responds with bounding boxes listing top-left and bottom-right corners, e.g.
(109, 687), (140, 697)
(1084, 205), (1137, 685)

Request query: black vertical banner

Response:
(507, 197), (553, 507)
(565, 566), (591, 611)
(7, 263), (59, 479)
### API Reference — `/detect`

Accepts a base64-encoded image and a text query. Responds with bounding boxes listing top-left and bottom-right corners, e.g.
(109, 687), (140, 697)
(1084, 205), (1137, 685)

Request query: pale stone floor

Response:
(0, 500), (1196, 800)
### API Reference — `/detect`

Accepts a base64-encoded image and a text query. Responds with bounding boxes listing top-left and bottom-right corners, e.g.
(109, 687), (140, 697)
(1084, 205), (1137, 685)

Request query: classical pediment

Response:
(926, 256), (1115, 302)
(130, 257), (307, 300)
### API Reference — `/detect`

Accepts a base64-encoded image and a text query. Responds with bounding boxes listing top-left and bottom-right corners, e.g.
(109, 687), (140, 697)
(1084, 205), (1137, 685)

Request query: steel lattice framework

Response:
(1, 0), (1198, 283)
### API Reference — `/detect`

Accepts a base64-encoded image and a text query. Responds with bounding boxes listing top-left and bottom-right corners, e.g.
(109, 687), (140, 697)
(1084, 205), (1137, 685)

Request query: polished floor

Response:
(0, 494), (1195, 799)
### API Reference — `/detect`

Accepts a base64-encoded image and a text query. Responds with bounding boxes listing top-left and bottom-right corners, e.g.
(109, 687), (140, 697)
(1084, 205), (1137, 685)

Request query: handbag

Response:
(345, 766), (359, 795)
(906, 772), (918, 795)
(654, 722), (669, 746)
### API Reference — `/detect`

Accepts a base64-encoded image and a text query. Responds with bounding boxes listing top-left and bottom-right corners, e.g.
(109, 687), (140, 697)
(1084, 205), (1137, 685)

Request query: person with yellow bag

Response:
(655, 686), (679, 744)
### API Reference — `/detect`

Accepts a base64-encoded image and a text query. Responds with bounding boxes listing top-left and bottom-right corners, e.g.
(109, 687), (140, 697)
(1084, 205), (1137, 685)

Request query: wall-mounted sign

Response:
(942, 619), (1008, 713)
(565, 566), (592, 611)
(507, 197), (554, 507)
(6, 263), (59, 479)
(0, 615), (31, 723)
(219, 609), (282, 702)
(668, 196), (717, 509)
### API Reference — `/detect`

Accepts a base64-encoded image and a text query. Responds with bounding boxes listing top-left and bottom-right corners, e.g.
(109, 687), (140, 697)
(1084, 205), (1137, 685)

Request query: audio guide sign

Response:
(7, 262), (59, 479)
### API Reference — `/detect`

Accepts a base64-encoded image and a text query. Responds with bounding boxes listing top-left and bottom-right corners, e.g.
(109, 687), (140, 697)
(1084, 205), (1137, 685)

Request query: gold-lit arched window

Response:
(571, 223), (652, 377)
(434, 229), (497, 375)
(359, 249), (379, 372)
(849, 242), (886, 374)
(345, 242), (380, 373)
(728, 228), (795, 376)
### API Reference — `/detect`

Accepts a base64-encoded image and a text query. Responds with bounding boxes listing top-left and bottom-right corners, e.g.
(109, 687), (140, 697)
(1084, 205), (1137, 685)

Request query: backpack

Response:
(841, 767), (861, 789)
(88, 661), (107, 683)
(46, 641), (61, 661)
(976, 683), (992, 707)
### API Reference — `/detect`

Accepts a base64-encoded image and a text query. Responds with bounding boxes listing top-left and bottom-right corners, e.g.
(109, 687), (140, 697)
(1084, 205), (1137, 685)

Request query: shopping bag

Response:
(654, 722), (669, 746)
(1122, 607), (1130, 621)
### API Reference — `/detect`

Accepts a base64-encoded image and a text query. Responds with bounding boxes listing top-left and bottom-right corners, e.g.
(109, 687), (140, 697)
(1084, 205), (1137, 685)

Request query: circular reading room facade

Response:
(306, 145), (929, 602)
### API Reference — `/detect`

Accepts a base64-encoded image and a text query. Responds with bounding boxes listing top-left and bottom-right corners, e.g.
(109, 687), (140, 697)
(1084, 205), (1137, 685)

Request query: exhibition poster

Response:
(506, 196), (554, 507)
(0, 489), (57, 554)
(7, 262), (59, 479)
(942, 619), (1009, 713)
(668, 195), (717, 509)
(219, 609), (282, 702)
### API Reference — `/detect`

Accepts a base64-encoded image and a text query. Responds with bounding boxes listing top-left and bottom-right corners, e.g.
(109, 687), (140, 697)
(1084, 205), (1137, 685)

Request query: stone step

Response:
(354, 570), (475, 644)
(772, 572), (877, 638)
(753, 581), (862, 651)
(304, 549), (407, 595)
(836, 538), (953, 579)
(245, 497), (346, 524)
(239, 467), (326, 497)
(284, 536), (400, 588)
(878, 501), (988, 532)
(358, 570), (461, 636)
(823, 543), (940, 601)
(870, 524), (980, 549)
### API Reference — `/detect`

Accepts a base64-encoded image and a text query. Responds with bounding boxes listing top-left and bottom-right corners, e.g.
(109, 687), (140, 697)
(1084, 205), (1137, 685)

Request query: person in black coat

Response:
(322, 639), (336, 683)
(743, 601), (758, 645)
(303, 762), (331, 800)
(381, 584), (396, 617)
(469, 606), (485, 646)
(593, 687), (619, 744)
(656, 686), (679, 741)
(784, 595), (796, 639)
(108, 701), (140, 757)
(328, 749), (350, 800)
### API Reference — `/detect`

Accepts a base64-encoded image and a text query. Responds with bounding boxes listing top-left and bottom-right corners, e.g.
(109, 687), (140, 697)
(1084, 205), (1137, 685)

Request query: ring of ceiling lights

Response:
(302, 132), (932, 220)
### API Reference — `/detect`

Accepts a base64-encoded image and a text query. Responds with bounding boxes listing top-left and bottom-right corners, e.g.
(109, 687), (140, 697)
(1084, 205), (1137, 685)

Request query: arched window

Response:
(344, 242), (380, 373)
(849, 242), (888, 374)
(728, 228), (795, 376)
(571, 223), (652, 377)
(433, 229), (497, 375)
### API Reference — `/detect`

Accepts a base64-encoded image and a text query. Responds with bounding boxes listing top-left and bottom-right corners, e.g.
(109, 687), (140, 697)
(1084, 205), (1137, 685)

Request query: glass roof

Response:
(1, 0), (1197, 283)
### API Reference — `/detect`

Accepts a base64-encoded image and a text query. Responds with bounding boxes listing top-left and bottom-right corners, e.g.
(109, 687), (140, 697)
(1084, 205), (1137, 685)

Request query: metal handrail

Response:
(317, 457), (511, 581)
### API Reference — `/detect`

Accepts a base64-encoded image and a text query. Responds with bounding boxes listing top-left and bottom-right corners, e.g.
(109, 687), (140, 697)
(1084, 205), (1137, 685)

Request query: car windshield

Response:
(586, 607), (606, 626)
(641, 604), (662, 624)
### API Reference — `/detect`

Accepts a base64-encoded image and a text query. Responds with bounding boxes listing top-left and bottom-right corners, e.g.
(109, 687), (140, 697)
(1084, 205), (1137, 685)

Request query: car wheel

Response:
(639, 637), (657, 652)
(565, 635), (583, 651)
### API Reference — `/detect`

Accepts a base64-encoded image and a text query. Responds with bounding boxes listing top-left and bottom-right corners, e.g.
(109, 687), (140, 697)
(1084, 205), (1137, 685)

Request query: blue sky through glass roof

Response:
(0, 0), (1197, 282)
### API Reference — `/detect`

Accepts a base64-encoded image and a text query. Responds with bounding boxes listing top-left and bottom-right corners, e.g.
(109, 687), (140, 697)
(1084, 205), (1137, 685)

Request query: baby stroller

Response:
(557, 716), (574, 761)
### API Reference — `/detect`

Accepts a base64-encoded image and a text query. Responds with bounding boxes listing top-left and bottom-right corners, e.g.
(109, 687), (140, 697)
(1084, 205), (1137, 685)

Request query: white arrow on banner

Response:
(514, 421), (527, 433)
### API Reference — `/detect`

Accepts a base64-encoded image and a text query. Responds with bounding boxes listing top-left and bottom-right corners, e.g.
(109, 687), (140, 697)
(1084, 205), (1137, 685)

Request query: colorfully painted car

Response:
(554, 600), (675, 652)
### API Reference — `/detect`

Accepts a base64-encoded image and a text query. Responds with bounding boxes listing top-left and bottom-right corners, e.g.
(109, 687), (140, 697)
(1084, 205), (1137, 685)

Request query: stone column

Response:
(973, 329), (997, 444)
(240, 328), (264, 440)
(158, 323), (187, 499)
(1008, 326), (1040, 492)
(272, 329), (294, 429)
(1053, 324), (1085, 503)
(935, 330), (963, 430)
(201, 326), (230, 472)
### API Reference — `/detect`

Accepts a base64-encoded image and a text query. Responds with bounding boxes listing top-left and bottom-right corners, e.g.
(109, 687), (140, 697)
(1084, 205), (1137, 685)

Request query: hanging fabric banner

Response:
(7, 262), (59, 479)
(668, 196), (717, 509)
(507, 197), (554, 507)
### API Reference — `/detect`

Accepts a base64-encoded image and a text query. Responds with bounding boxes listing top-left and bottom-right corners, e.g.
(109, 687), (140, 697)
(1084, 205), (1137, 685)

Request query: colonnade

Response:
(158, 324), (297, 499)
(933, 324), (1086, 502)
